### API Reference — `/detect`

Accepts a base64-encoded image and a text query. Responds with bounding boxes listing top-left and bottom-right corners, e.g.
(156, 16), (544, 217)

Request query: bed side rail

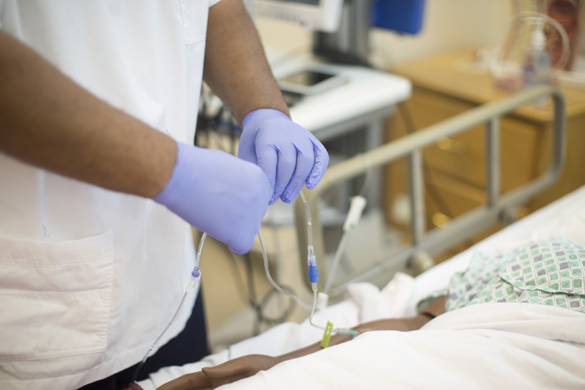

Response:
(294, 85), (566, 294)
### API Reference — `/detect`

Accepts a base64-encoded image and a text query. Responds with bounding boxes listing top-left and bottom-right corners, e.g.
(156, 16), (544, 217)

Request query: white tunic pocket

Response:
(0, 232), (113, 361)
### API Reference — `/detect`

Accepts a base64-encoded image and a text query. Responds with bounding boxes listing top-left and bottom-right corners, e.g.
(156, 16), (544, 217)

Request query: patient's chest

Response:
(445, 237), (585, 314)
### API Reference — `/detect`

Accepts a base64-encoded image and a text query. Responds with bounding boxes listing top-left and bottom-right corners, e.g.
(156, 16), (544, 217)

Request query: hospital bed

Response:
(139, 86), (585, 389)
(294, 84), (566, 295)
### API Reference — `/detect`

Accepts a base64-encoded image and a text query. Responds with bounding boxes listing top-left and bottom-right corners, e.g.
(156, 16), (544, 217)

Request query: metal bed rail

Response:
(294, 85), (566, 294)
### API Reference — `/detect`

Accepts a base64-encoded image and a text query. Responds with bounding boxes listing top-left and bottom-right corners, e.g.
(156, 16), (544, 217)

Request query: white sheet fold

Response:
(220, 304), (585, 389)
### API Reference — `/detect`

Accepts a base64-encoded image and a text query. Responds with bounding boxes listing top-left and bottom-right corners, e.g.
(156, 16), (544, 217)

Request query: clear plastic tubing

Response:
(323, 231), (350, 295)
(299, 191), (313, 248)
(131, 234), (205, 383)
(262, 192), (355, 336)
(258, 231), (312, 310)
(298, 192), (319, 288)
(260, 191), (316, 312)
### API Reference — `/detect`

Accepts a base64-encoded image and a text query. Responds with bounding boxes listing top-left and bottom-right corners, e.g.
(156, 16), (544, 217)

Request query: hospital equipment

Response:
(323, 195), (367, 296)
(255, 0), (344, 33)
(277, 68), (347, 95)
(312, 0), (426, 66)
(260, 190), (357, 337)
(295, 84), (566, 295)
(371, 0), (426, 35)
(522, 17), (551, 88)
(490, 11), (571, 91)
(295, 191), (358, 337)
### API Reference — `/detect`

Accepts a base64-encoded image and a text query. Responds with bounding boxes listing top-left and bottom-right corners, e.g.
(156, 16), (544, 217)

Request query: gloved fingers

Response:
(272, 144), (297, 204)
(227, 169), (271, 254)
(281, 142), (314, 203)
(255, 144), (278, 203)
(237, 130), (258, 165)
(155, 143), (271, 256)
(228, 234), (256, 255)
(227, 216), (263, 254)
(306, 139), (330, 190)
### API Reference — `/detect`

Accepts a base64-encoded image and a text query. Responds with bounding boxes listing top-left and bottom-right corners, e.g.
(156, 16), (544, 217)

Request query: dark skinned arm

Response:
(0, 0), (287, 198)
(203, 0), (290, 125)
(156, 296), (447, 389)
(0, 31), (175, 198)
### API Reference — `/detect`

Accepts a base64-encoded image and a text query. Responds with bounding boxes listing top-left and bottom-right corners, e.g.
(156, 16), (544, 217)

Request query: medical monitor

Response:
(255, 0), (343, 33)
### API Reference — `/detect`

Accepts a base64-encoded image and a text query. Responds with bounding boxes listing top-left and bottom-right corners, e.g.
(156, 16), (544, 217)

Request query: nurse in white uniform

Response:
(0, 0), (329, 389)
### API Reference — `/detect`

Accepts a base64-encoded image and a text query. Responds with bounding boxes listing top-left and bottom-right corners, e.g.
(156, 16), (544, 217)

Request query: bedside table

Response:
(385, 50), (585, 253)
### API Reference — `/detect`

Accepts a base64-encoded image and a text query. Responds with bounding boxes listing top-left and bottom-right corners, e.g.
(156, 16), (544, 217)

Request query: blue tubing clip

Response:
(308, 264), (319, 283)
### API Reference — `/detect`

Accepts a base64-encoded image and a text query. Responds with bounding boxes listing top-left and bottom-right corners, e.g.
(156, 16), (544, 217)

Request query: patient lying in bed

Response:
(158, 237), (585, 390)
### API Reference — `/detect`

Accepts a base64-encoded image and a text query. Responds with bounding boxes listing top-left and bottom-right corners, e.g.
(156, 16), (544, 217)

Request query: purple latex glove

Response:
(239, 109), (329, 204)
(154, 142), (271, 254)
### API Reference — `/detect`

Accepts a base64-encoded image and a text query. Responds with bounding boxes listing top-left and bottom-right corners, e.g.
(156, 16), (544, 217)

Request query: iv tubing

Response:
(324, 165), (370, 296)
(299, 191), (313, 249)
(323, 232), (350, 295)
(196, 232), (207, 268)
(297, 191), (355, 336)
(132, 233), (205, 383)
(308, 283), (325, 330)
(131, 289), (192, 383)
(258, 231), (312, 310)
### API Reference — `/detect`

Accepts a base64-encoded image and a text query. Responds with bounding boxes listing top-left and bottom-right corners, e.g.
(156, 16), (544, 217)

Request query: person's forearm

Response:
(276, 316), (428, 362)
(203, 0), (289, 125)
(162, 297), (448, 388)
(0, 31), (175, 198)
(277, 296), (448, 363)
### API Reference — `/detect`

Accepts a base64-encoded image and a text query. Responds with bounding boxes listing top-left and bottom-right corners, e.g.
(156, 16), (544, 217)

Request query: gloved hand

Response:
(239, 109), (329, 204)
(154, 141), (271, 254)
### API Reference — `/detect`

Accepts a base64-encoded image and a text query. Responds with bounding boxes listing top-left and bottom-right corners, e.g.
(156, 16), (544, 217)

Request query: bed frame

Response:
(294, 85), (566, 295)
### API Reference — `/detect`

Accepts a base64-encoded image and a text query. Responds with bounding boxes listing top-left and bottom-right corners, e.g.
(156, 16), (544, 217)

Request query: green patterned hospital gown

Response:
(420, 237), (585, 314)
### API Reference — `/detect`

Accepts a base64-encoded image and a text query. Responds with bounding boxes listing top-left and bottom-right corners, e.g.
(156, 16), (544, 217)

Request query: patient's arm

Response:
(157, 296), (446, 389)
(277, 294), (446, 362)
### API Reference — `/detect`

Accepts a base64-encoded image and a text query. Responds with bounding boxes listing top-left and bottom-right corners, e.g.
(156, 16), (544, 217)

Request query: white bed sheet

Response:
(141, 185), (585, 389)
(222, 304), (585, 390)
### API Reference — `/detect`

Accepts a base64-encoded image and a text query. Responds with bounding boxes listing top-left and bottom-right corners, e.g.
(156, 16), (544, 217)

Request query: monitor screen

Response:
(279, 70), (334, 86)
(255, 0), (343, 32)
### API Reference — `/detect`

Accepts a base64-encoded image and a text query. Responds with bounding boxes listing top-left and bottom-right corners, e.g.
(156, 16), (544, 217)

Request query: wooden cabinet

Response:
(407, 88), (542, 191)
(384, 51), (585, 252)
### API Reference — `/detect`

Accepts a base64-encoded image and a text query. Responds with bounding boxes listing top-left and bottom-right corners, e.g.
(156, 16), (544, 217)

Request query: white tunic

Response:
(0, 1), (220, 388)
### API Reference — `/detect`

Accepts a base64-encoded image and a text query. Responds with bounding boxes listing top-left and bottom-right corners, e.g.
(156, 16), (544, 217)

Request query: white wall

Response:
(255, 0), (513, 69)
(256, 17), (313, 56)
(370, 0), (512, 68)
